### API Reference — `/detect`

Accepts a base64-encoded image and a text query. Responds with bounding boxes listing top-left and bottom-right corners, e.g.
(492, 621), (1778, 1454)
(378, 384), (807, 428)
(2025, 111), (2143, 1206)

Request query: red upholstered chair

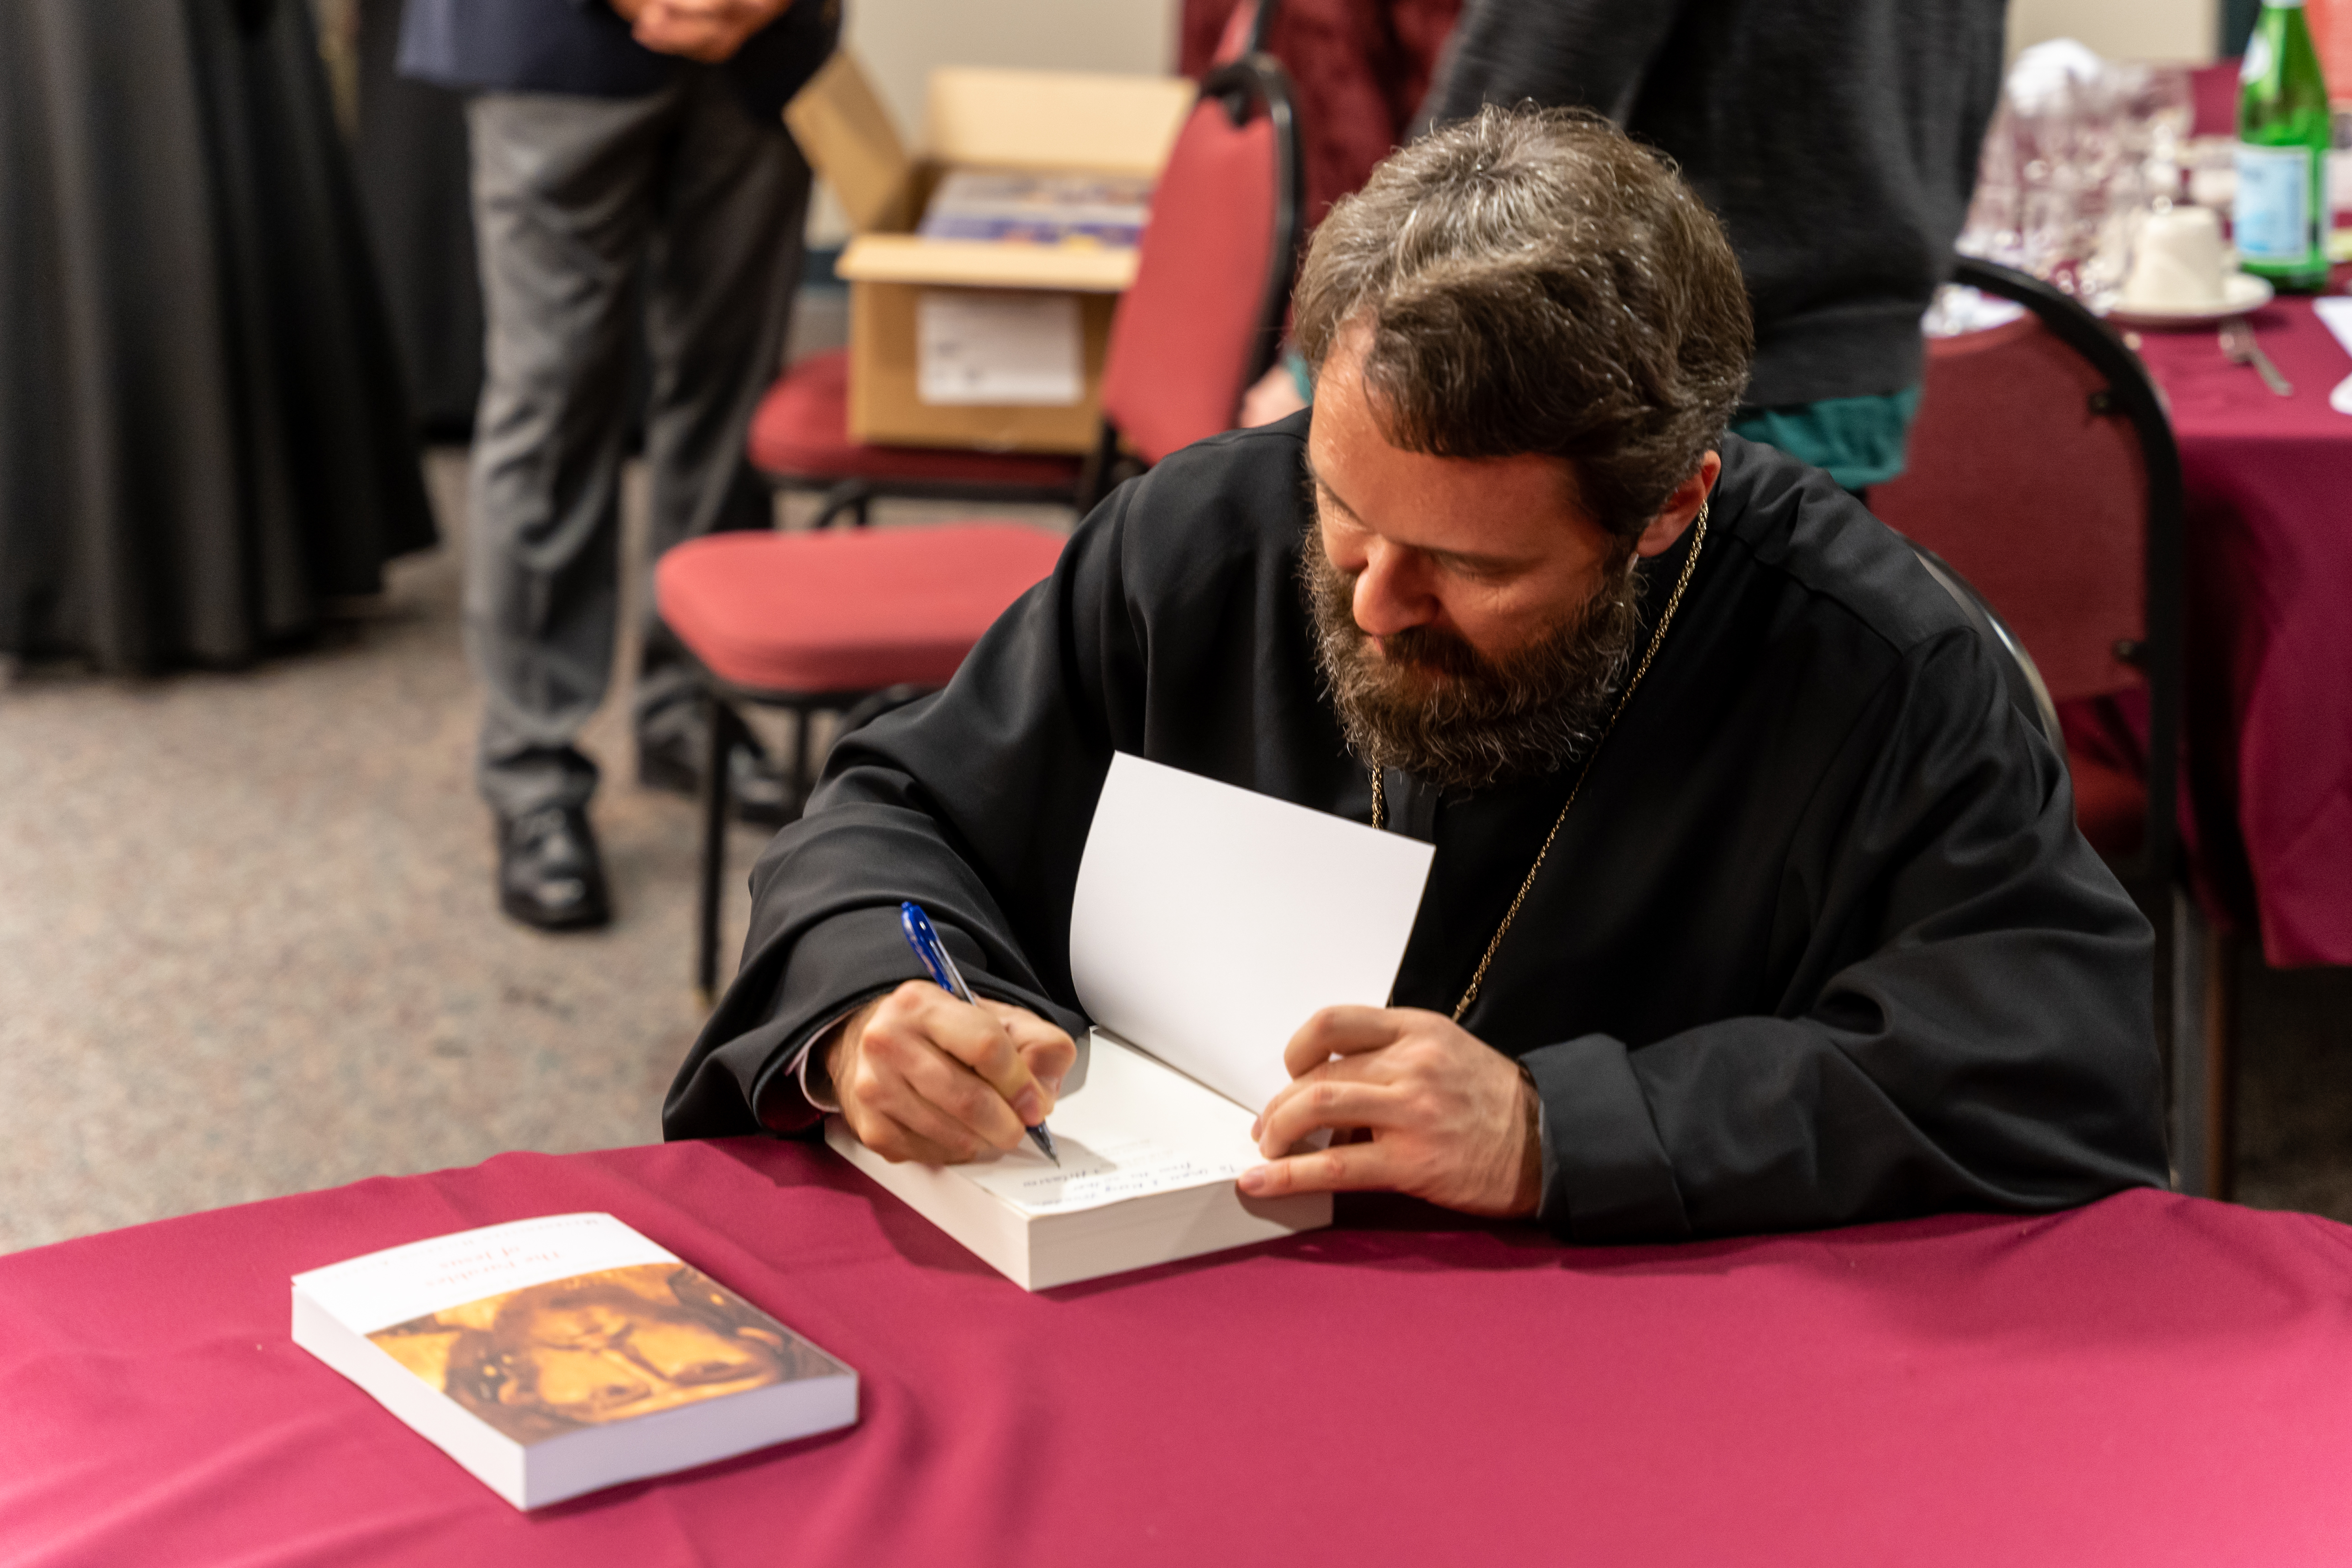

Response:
(747, 52), (1302, 529)
(1210, 0), (1280, 66)
(663, 55), (1303, 998)
(1869, 256), (2209, 1188)
(746, 350), (1086, 526)
(657, 526), (1069, 998)
(1090, 56), (1304, 475)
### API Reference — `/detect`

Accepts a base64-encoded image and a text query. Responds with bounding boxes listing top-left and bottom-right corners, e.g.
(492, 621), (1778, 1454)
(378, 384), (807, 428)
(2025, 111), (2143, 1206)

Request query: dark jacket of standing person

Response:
(1427, 0), (2005, 416)
(398, 0), (839, 118)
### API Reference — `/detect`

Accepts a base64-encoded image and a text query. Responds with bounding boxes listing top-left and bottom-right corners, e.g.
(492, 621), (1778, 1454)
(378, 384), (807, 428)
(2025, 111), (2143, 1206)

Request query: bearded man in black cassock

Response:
(664, 107), (2168, 1243)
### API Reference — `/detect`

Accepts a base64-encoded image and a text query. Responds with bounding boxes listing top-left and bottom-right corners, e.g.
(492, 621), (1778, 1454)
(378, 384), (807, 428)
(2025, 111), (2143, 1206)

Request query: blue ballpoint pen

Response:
(899, 902), (1059, 1164)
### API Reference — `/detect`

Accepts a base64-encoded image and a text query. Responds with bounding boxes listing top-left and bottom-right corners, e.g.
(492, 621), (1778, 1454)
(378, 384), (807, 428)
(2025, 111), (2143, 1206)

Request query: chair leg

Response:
(695, 694), (739, 1007)
(2205, 919), (2238, 1200)
(791, 705), (816, 802)
(2168, 891), (2239, 1197)
(811, 481), (870, 531)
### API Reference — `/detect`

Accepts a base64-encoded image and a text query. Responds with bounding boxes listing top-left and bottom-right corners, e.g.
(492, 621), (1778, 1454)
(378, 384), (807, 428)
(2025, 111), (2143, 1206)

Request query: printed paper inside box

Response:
(916, 291), (1083, 407)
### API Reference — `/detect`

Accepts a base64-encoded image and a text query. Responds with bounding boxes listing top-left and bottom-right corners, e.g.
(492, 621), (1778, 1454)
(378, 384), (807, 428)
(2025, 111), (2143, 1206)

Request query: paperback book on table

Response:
(827, 753), (1436, 1291)
(291, 1213), (856, 1508)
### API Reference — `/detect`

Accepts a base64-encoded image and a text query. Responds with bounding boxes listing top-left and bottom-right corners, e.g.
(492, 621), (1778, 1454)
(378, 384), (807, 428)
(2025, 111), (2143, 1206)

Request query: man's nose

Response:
(1351, 541), (1438, 639)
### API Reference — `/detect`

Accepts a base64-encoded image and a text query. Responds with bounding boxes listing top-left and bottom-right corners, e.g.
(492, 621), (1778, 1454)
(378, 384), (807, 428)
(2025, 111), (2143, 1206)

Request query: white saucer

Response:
(2105, 273), (2277, 328)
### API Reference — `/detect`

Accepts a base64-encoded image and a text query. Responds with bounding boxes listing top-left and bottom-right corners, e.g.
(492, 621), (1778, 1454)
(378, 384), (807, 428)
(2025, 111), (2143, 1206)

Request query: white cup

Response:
(2119, 205), (2229, 309)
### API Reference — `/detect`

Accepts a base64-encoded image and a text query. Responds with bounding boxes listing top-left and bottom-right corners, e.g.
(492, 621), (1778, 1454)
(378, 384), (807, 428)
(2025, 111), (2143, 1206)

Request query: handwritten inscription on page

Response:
(959, 1031), (1266, 1215)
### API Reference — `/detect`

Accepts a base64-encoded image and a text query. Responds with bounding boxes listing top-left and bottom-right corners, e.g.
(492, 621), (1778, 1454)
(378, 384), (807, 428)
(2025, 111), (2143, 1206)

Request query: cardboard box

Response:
(787, 55), (1193, 454)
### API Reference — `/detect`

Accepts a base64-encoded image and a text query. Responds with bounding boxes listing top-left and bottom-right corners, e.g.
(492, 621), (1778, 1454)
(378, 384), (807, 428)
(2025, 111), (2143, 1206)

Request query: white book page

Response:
(960, 1032), (1261, 1215)
(1068, 754), (1435, 1115)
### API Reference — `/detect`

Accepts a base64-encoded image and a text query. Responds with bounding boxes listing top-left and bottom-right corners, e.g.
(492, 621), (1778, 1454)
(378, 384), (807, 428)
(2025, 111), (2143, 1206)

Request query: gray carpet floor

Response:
(0, 431), (1076, 1253)
(2, 416), (2348, 1253)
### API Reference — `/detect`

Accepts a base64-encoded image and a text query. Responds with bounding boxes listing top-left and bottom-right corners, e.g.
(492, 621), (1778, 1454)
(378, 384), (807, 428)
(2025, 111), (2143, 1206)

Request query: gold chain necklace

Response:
(1371, 501), (1708, 1023)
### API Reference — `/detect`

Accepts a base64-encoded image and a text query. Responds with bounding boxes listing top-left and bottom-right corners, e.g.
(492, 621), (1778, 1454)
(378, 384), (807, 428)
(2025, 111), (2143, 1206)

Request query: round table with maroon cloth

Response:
(2129, 297), (2352, 965)
(3, 1139), (2348, 1565)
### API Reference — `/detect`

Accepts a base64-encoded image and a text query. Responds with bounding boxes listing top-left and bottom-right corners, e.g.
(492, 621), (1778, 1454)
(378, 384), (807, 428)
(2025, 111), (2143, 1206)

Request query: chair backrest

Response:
(1870, 254), (2184, 920)
(1872, 290), (2153, 707)
(1901, 538), (2063, 751)
(1095, 53), (1303, 468)
(1877, 259), (2190, 1179)
(1210, 0), (1282, 65)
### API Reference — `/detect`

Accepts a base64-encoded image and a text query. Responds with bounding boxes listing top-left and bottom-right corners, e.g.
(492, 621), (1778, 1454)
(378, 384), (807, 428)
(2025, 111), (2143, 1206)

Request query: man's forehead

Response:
(1304, 356), (1588, 550)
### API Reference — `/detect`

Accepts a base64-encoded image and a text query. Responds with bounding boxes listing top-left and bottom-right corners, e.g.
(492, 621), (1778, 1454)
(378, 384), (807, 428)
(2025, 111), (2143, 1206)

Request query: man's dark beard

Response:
(1300, 526), (1644, 793)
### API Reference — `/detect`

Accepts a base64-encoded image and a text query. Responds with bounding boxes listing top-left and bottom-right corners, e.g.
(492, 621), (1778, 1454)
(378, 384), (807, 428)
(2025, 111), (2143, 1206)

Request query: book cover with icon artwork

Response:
(292, 1214), (856, 1508)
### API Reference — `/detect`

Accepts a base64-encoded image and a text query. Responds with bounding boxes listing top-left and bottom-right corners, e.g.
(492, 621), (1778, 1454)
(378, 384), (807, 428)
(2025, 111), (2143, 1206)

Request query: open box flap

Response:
(924, 68), (1193, 178)
(835, 235), (1137, 292)
(785, 51), (914, 233)
(789, 58), (1193, 236)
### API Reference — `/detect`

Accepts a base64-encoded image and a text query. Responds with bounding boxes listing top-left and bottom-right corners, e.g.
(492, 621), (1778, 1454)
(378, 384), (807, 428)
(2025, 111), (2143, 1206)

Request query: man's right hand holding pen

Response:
(818, 986), (1076, 1165)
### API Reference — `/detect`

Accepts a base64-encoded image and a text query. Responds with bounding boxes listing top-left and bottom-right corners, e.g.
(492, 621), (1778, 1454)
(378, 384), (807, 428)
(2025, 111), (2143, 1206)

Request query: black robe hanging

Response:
(0, 0), (435, 672)
(665, 420), (2168, 1243)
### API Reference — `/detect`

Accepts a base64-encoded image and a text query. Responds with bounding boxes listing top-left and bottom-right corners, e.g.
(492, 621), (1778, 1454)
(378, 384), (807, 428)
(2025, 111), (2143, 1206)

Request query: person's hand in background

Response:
(613, 0), (790, 64)
(1239, 361), (1309, 427)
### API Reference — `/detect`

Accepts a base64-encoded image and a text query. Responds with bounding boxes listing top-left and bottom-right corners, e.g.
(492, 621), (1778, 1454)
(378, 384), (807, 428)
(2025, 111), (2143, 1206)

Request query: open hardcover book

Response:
(826, 753), (1436, 1290)
(292, 1214), (857, 1508)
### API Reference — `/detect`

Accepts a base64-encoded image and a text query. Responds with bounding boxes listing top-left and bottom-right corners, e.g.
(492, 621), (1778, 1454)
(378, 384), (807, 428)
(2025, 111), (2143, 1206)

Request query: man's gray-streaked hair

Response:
(1294, 106), (1754, 539)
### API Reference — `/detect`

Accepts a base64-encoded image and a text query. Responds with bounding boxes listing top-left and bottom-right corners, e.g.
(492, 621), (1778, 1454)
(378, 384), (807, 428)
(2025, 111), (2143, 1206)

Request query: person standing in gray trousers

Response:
(400, 0), (840, 929)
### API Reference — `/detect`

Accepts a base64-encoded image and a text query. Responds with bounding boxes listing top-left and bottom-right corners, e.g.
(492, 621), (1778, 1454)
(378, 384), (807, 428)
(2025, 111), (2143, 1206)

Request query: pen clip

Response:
(900, 902), (973, 1003)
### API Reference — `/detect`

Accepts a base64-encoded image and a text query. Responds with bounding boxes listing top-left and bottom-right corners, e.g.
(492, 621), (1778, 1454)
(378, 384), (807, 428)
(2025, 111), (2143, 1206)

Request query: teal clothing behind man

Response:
(1730, 387), (1923, 493)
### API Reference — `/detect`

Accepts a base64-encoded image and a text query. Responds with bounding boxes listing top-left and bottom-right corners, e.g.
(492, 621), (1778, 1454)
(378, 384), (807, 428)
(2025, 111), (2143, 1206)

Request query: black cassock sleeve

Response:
(1525, 625), (2167, 1242)
(662, 483), (1141, 1141)
(665, 432), (2167, 1244)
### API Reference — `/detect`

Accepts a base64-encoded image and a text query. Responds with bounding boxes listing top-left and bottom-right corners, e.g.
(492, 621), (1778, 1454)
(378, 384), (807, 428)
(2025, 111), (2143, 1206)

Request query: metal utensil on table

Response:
(2219, 317), (2294, 397)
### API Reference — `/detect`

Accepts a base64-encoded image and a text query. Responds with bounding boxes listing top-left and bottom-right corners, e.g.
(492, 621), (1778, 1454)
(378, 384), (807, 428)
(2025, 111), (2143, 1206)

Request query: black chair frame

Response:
(1903, 539), (2064, 748)
(686, 653), (931, 1000)
(1231, 0), (1283, 58)
(1944, 257), (2204, 1190)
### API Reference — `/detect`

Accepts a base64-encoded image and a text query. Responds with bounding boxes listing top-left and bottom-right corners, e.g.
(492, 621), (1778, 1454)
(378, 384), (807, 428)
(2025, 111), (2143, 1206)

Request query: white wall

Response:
(846, 0), (1181, 138)
(2008, 0), (2220, 64)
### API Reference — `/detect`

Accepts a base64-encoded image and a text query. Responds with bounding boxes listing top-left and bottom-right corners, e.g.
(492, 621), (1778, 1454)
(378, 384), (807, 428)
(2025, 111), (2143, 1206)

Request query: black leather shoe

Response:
(637, 727), (802, 828)
(496, 805), (611, 931)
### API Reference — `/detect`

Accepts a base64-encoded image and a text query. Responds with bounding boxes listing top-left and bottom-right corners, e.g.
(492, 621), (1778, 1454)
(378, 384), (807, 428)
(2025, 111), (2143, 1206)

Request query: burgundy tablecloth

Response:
(2132, 298), (2352, 965)
(4, 1140), (2350, 1566)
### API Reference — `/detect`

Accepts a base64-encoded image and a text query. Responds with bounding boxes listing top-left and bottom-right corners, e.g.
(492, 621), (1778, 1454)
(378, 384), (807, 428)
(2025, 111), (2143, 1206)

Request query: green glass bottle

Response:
(2237, 0), (2334, 292)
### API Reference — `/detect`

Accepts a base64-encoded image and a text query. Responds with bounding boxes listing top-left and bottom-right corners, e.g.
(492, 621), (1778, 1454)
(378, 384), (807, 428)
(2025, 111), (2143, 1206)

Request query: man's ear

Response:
(1634, 450), (1723, 559)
